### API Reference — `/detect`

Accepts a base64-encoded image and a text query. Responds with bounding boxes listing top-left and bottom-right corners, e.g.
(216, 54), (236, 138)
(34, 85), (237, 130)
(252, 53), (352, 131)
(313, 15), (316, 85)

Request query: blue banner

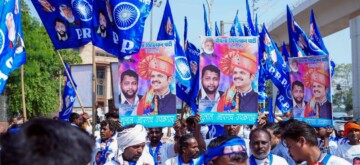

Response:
(199, 112), (258, 125)
(0, 0), (26, 93)
(120, 115), (177, 128)
(92, 0), (152, 58)
(215, 21), (220, 36)
(268, 98), (274, 123)
(203, 4), (212, 36)
(31, 0), (93, 50)
(295, 117), (333, 127)
(246, 0), (256, 36)
(59, 63), (77, 121)
(230, 10), (244, 36)
(207, 124), (225, 139)
(157, 0), (192, 107)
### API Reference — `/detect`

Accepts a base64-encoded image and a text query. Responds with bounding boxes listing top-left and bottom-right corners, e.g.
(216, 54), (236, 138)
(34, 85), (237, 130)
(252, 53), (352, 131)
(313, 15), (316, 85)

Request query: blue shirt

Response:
(271, 143), (296, 165)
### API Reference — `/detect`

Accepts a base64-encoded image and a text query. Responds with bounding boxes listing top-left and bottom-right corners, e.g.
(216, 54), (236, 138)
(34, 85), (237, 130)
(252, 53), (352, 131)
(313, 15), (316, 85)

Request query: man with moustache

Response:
(201, 38), (217, 57)
(333, 122), (360, 163)
(59, 4), (78, 25)
(199, 64), (223, 112)
(291, 80), (307, 117)
(54, 18), (69, 41)
(164, 16), (173, 35)
(304, 69), (332, 119)
(38, 0), (55, 12)
(92, 120), (118, 164)
(165, 134), (202, 165)
(96, 10), (107, 38)
(119, 69), (142, 116)
(248, 128), (288, 165)
(146, 128), (177, 165)
(217, 51), (258, 113)
(137, 55), (176, 115)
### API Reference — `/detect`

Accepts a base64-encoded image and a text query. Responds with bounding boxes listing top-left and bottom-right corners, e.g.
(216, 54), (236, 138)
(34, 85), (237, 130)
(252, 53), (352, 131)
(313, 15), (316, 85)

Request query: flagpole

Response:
(21, 65), (27, 121)
(92, 45), (97, 135)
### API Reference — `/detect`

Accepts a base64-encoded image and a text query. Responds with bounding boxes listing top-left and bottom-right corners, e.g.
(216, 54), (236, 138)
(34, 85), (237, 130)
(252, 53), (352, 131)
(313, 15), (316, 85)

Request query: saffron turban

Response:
(137, 55), (174, 80)
(219, 51), (257, 76)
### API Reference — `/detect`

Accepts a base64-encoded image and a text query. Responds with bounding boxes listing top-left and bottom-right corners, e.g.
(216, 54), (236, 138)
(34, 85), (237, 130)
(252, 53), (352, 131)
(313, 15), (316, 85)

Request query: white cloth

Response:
(144, 142), (177, 164)
(91, 136), (118, 165)
(333, 143), (360, 163)
(247, 154), (288, 165)
(116, 150), (154, 165)
(164, 156), (202, 165)
(117, 125), (147, 152)
(299, 155), (351, 165)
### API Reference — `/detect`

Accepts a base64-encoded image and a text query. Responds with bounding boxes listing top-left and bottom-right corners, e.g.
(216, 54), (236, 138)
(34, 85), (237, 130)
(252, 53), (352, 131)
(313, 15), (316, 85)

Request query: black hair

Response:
(178, 134), (196, 154)
(207, 135), (248, 163)
(186, 116), (196, 125)
(120, 69), (138, 83)
(105, 112), (119, 119)
(100, 120), (117, 133)
(69, 113), (80, 123)
(262, 123), (281, 136)
(292, 80), (304, 90)
(0, 118), (94, 165)
(201, 64), (220, 78)
(148, 127), (163, 132)
(354, 157), (360, 162)
(281, 119), (318, 146)
(98, 9), (106, 18)
(249, 127), (272, 142)
(54, 18), (65, 26)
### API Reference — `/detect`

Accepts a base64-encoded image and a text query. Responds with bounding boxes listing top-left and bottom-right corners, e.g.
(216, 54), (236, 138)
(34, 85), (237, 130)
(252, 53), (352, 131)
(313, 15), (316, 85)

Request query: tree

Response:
(331, 63), (352, 113)
(4, 1), (82, 117)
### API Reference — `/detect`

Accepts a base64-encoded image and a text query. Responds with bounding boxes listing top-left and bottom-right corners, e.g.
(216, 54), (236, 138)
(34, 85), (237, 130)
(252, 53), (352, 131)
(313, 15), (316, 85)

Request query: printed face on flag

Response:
(38, 0), (56, 12)
(289, 55), (333, 127)
(164, 16), (173, 35)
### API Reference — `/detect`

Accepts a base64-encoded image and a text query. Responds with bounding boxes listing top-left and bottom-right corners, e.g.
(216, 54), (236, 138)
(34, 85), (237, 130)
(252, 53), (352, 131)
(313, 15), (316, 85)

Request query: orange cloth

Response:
(303, 69), (329, 89)
(219, 51), (257, 76)
(137, 55), (174, 80)
(344, 122), (360, 137)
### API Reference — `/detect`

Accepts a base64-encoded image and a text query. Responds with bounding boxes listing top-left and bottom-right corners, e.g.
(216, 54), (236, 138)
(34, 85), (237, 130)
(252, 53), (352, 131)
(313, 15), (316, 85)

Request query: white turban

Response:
(117, 124), (147, 152)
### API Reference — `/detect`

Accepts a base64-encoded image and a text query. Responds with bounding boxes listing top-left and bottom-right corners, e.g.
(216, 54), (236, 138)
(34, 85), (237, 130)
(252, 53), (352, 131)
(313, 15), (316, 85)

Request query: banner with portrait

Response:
(117, 40), (177, 127)
(198, 36), (259, 125)
(289, 55), (333, 127)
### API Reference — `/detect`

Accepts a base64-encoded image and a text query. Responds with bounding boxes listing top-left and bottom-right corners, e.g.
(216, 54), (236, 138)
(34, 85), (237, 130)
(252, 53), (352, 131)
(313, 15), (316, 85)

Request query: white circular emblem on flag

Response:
(72, 0), (92, 21)
(0, 30), (4, 54)
(175, 56), (191, 81)
(113, 2), (140, 30)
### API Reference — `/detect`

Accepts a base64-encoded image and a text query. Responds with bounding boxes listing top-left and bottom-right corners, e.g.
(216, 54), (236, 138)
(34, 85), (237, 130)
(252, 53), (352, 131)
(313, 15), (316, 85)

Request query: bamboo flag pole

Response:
(21, 65), (27, 121)
(91, 45), (97, 135)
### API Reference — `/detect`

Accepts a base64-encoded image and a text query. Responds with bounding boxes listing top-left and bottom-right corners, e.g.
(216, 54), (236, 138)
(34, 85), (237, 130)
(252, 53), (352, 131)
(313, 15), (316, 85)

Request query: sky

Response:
(28, 0), (352, 64)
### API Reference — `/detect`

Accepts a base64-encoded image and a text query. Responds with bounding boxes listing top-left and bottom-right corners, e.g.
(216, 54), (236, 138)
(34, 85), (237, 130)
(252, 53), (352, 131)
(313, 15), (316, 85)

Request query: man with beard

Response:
(38, 0), (55, 12)
(165, 134), (202, 165)
(54, 18), (69, 41)
(291, 80), (307, 117)
(164, 16), (173, 35)
(119, 69), (142, 116)
(116, 124), (154, 165)
(217, 51), (258, 113)
(201, 38), (217, 57)
(6, 12), (24, 53)
(92, 120), (118, 164)
(96, 10), (107, 38)
(282, 119), (350, 165)
(333, 122), (360, 163)
(137, 55), (176, 115)
(248, 128), (288, 165)
(304, 69), (332, 119)
(59, 4), (78, 25)
(146, 128), (177, 165)
(199, 64), (223, 112)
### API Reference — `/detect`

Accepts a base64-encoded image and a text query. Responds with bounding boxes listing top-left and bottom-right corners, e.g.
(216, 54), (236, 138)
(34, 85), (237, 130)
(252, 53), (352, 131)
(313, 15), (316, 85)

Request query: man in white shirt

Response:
(248, 128), (288, 165)
(146, 127), (177, 165)
(333, 122), (360, 163)
(282, 119), (350, 165)
(165, 134), (202, 165)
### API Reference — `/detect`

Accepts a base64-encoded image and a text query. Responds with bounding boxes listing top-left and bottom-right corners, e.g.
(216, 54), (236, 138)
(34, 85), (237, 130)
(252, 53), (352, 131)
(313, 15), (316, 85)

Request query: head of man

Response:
(344, 122), (360, 145)
(249, 128), (272, 159)
(105, 112), (121, 131)
(290, 60), (298, 72)
(205, 136), (248, 165)
(120, 70), (139, 99)
(178, 134), (200, 161)
(11, 116), (18, 125)
(312, 82), (327, 101)
(232, 67), (255, 91)
(337, 125), (345, 138)
(148, 56), (173, 94)
(98, 10), (107, 31)
(38, 0), (53, 9)
(354, 157), (360, 165)
(54, 18), (66, 36)
(186, 116), (197, 133)
(281, 119), (318, 162)
(224, 125), (240, 136)
(59, 4), (74, 23)
(119, 124), (147, 162)
(203, 38), (215, 55)
(165, 16), (173, 35)
(100, 120), (116, 141)
(306, 70), (329, 102)
(201, 65), (220, 96)
(148, 127), (163, 146)
(0, 118), (94, 165)
(263, 123), (282, 150)
(292, 80), (305, 104)
(5, 13), (15, 41)
(69, 113), (81, 126)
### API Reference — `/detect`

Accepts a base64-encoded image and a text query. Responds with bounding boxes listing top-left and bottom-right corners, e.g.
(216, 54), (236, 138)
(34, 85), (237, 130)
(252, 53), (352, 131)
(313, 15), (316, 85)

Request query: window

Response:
(97, 67), (106, 97)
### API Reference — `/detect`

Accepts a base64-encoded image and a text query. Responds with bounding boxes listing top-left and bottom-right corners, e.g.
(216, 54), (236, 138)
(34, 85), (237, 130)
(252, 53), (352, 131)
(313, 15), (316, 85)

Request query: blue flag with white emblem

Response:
(215, 21), (220, 36)
(31, 0), (93, 50)
(0, 0), (26, 94)
(92, 0), (152, 58)
(157, 0), (192, 107)
(203, 4), (212, 36)
(230, 10), (244, 36)
(59, 63), (77, 121)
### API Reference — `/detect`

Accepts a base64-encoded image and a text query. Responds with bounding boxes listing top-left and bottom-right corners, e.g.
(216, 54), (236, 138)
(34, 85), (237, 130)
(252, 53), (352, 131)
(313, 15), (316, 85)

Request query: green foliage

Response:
(5, 1), (82, 117)
(331, 63), (352, 112)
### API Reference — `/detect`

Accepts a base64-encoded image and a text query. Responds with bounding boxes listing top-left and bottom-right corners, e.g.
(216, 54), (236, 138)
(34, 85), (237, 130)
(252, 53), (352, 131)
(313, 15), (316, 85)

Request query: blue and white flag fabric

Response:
(230, 10), (244, 36)
(31, 0), (93, 50)
(59, 63), (77, 121)
(92, 0), (152, 58)
(281, 42), (289, 62)
(215, 21), (220, 36)
(0, 0), (26, 94)
(268, 98), (275, 123)
(260, 25), (292, 113)
(246, 0), (256, 36)
(184, 17), (188, 45)
(207, 124), (225, 139)
(243, 24), (250, 36)
(157, 0), (192, 107)
(254, 14), (259, 35)
(203, 4), (211, 36)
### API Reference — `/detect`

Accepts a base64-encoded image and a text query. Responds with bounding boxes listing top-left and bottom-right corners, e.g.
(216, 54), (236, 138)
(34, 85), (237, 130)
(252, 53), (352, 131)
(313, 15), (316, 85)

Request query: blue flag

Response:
(92, 0), (152, 58)
(309, 10), (328, 54)
(243, 25), (250, 36)
(215, 21), (220, 36)
(230, 10), (244, 36)
(157, 0), (192, 107)
(59, 63), (77, 121)
(246, 0), (256, 36)
(184, 17), (188, 45)
(268, 98), (274, 123)
(260, 25), (292, 113)
(31, 0), (93, 50)
(281, 42), (289, 62)
(203, 4), (212, 36)
(0, 0), (26, 93)
(255, 14), (259, 35)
